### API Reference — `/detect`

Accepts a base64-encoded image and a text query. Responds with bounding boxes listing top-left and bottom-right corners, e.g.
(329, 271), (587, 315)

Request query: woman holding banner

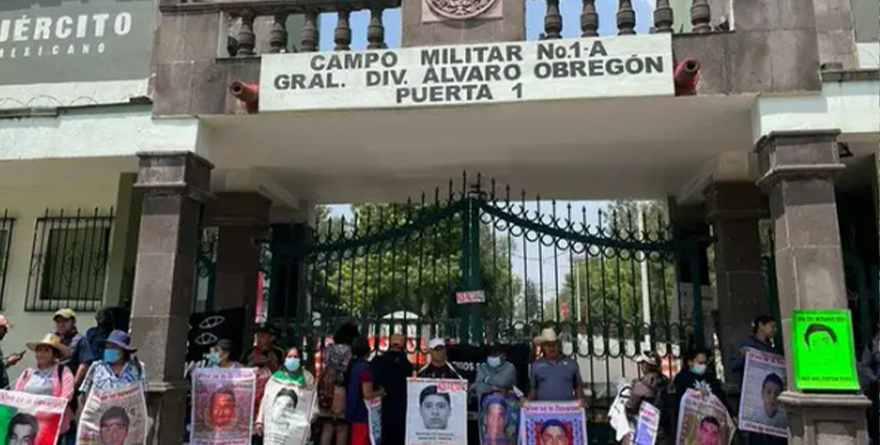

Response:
(14, 334), (75, 436)
(208, 340), (242, 369)
(345, 338), (382, 445)
(255, 347), (316, 437)
(79, 330), (146, 406)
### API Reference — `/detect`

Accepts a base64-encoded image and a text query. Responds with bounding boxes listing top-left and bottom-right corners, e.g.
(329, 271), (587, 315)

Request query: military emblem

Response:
(425, 0), (500, 20)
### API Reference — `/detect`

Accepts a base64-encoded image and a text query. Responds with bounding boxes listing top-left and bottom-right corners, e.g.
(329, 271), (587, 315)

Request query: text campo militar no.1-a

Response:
(272, 40), (667, 105)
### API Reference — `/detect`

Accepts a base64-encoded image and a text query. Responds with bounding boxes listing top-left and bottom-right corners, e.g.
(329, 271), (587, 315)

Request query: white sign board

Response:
(261, 34), (673, 112)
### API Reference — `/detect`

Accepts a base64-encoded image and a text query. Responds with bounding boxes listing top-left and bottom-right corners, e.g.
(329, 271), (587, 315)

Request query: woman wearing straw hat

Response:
(14, 333), (75, 435)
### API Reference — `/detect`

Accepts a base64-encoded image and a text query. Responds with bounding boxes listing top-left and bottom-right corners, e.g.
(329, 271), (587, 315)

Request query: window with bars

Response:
(0, 211), (15, 309)
(26, 208), (114, 312)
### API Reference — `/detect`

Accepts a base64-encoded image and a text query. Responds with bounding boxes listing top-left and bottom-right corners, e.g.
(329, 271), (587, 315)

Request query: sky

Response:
(314, 1), (659, 308)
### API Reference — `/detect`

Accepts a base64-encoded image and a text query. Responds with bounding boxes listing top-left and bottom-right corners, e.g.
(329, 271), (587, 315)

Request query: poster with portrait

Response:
(480, 393), (521, 445)
(258, 377), (316, 445)
(633, 402), (659, 445)
(366, 398), (382, 445)
(675, 389), (735, 445)
(191, 368), (257, 445)
(520, 402), (588, 445)
(791, 309), (859, 390)
(77, 384), (148, 445)
(738, 350), (787, 438)
(405, 378), (468, 445)
(0, 390), (66, 445)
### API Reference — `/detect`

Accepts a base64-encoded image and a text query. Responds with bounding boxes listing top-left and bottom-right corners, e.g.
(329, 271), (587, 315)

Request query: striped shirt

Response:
(80, 360), (146, 395)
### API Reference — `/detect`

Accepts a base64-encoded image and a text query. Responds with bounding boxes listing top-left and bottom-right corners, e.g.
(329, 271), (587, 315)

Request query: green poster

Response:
(791, 309), (859, 391)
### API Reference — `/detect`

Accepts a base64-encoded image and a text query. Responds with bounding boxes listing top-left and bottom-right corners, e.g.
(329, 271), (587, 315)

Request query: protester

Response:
(858, 328), (879, 445)
(418, 339), (463, 379)
(0, 315), (23, 389)
(370, 334), (413, 445)
(625, 352), (670, 445)
(672, 349), (728, 414)
(83, 308), (116, 367)
(473, 345), (517, 402)
(255, 346), (316, 436)
(53, 309), (93, 385)
(320, 323), (360, 445)
(345, 337), (382, 445)
(79, 330), (146, 407)
(529, 328), (584, 404)
(14, 333), (75, 436)
(242, 325), (285, 372)
(208, 340), (242, 369)
(729, 316), (778, 381)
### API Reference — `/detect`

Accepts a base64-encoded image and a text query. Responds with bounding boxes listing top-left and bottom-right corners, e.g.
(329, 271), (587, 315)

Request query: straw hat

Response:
(533, 328), (559, 345)
(26, 334), (70, 359)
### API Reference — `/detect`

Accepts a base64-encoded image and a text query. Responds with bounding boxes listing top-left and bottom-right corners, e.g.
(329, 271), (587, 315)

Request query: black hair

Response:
(686, 348), (710, 364)
(214, 339), (234, 355)
(419, 386), (451, 406)
(700, 416), (720, 428)
(762, 373), (784, 390)
(7, 413), (38, 439)
(540, 420), (567, 434)
(334, 323), (360, 346)
(752, 316), (776, 334)
(351, 336), (370, 359)
(275, 389), (299, 410)
(488, 345), (505, 357)
(100, 407), (130, 429)
(804, 323), (837, 345)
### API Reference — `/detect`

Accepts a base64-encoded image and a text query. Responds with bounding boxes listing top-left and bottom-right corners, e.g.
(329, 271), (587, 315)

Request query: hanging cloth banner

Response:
(675, 388), (735, 445)
(520, 401), (589, 445)
(258, 376), (317, 445)
(0, 390), (66, 445)
(191, 368), (257, 445)
(633, 401), (660, 445)
(76, 383), (148, 445)
(406, 378), (468, 445)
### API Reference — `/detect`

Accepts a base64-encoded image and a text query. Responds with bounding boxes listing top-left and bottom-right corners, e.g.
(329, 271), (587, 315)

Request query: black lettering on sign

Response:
(606, 58), (624, 75)
(645, 56), (664, 73)
(396, 84), (493, 104)
(420, 44), (524, 66)
(589, 40), (608, 57)
(422, 65), (521, 84)
(366, 69), (408, 87)
(533, 61), (587, 79)
(312, 51), (398, 71)
(273, 73), (342, 90)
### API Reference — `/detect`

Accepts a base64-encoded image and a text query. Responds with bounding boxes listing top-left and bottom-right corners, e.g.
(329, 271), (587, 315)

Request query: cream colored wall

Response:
(0, 177), (122, 383)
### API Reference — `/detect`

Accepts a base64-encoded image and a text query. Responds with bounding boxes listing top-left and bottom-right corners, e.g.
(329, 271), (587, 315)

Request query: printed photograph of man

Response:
(758, 373), (785, 427)
(698, 416), (721, 445)
(804, 323), (838, 367)
(6, 413), (38, 445)
(419, 386), (451, 430)
(538, 420), (570, 445)
(270, 389), (299, 424)
(99, 407), (130, 445)
(206, 388), (239, 431)
(484, 398), (506, 440)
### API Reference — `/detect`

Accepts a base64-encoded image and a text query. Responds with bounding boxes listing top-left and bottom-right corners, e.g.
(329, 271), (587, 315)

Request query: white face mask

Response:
(487, 357), (502, 368)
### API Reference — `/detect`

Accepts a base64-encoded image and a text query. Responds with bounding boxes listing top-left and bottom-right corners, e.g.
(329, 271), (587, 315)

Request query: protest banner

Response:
(633, 402), (660, 445)
(191, 368), (257, 445)
(738, 350), (787, 438)
(675, 389), (734, 445)
(607, 385), (632, 443)
(406, 378), (468, 445)
(258, 376), (316, 445)
(366, 398), (382, 445)
(479, 393), (521, 445)
(77, 384), (148, 445)
(520, 401), (588, 445)
(0, 390), (66, 445)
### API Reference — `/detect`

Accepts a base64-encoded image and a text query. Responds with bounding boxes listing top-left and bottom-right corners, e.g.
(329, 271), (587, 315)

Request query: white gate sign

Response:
(260, 34), (673, 112)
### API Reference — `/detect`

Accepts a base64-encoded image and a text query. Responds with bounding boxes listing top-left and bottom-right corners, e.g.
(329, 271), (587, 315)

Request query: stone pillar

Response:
(209, 192), (272, 350)
(756, 130), (870, 445)
(704, 182), (768, 385)
(129, 152), (213, 445)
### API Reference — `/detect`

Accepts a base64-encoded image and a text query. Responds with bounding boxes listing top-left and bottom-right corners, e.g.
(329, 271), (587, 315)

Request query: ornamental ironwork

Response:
(425, 0), (500, 20)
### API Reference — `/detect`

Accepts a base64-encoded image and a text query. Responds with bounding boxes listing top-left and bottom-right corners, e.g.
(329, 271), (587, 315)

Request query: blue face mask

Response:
(208, 352), (221, 365)
(691, 364), (707, 376)
(104, 349), (122, 364)
(285, 358), (301, 372)
(487, 357), (503, 368)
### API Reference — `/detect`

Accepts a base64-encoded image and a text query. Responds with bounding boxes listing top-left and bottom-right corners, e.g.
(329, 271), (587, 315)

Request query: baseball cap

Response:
(428, 338), (446, 350)
(53, 308), (76, 321)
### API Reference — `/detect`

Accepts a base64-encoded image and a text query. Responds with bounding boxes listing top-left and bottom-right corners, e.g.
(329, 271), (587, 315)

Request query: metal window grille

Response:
(0, 211), (15, 310)
(25, 208), (115, 312)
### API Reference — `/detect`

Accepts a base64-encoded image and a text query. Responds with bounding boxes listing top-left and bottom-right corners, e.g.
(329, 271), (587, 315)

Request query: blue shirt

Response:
(58, 330), (94, 374)
(80, 360), (146, 396)
(530, 357), (582, 401)
(345, 360), (372, 423)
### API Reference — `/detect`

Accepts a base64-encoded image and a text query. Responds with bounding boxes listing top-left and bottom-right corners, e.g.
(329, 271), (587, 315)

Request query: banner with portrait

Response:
(480, 393), (521, 445)
(405, 378), (468, 445)
(633, 402), (659, 445)
(0, 390), (66, 445)
(191, 368), (257, 445)
(258, 377), (316, 445)
(77, 384), (148, 445)
(675, 389), (734, 445)
(738, 350), (787, 438)
(366, 398), (382, 445)
(520, 402), (588, 445)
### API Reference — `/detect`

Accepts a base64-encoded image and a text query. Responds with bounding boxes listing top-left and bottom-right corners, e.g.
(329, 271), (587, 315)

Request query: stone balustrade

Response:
(541, 0), (712, 39)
